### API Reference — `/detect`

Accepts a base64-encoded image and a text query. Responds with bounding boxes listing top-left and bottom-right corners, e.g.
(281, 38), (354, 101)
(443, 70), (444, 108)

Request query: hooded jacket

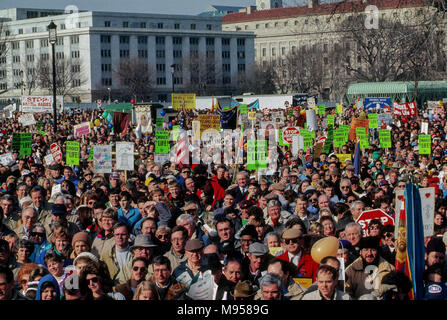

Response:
(35, 274), (61, 300)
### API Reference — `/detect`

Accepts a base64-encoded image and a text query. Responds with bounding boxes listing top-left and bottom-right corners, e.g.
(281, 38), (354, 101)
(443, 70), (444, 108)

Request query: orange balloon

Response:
(311, 236), (339, 264)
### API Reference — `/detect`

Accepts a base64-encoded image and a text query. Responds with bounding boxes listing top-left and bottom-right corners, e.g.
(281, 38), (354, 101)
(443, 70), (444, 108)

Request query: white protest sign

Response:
(0, 153), (13, 166)
(115, 142), (134, 171)
(21, 96), (64, 113)
(306, 109), (318, 131)
(51, 184), (62, 197)
(44, 153), (54, 166)
(307, 97), (316, 109)
(420, 187), (435, 238)
(74, 122), (91, 137)
(93, 145), (112, 173)
(19, 114), (36, 127)
(421, 122), (429, 135)
(337, 257), (345, 281)
(154, 153), (170, 165)
(186, 270), (214, 300)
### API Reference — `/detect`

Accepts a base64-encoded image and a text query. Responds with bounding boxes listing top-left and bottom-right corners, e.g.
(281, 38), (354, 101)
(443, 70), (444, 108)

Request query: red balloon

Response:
(130, 99), (136, 104)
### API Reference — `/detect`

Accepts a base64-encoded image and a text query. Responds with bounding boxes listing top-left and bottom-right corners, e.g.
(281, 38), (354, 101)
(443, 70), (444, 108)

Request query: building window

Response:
(222, 38), (230, 46)
(138, 36), (147, 44)
(56, 37), (64, 46)
(101, 35), (111, 43)
(156, 50), (165, 58)
(71, 51), (80, 58)
(174, 77), (183, 85)
(357, 55), (361, 63)
(272, 48), (276, 56)
(190, 37), (199, 45)
(119, 36), (129, 44)
(262, 48), (266, 57)
(256, 24), (259, 29)
(26, 54), (34, 62)
(156, 64), (165, 72)
(173, 50), (182, 58)
(324, 43), (328, 52)
(284, 21), (288, 26)
(206, 50), (215, 58)
(222, 51), (230, 59)
(324, 57), (328, 65)
(292, 46), (297, 54)
(138, 50), (148, 58)
(56, 52), (64, 60)
(238, 64), (245, 72)
(190, 24), (196, 30)
(265, 23), (269, 28)
(173, 37), (182, 45)
(222, 64), (231, 72)
(305, 19), (308, 25)
(120, 50), (129, 58)
(158, 23), (164, 29)
(174, 23), (180, 29)
(123, 21), (129, 28)
(60, 24), (66, 30)
(156, 77), (166, 85)
(140, 22), (146, 28)
(71, 35), (79, 44)
(101, 64), (112, 72)
(18, 29), (23, 34)
(12, 41), (20, 50)
(102, 78), (112, 86)
(206, 38), (215, 46)
(237, 39), (245, 46)
(13, 56), (20, 63)
(281, 47), (285, 55)
(207, 24), (212, 30)
(156, 36), (165, 45)
(101, 50), (111, 57)
(32, 27), (38, 33)
(71, 65), (81, 73)
(104, 21), (111, 27)
(237, 51), (245, 59)
(223, 76), (231, 84)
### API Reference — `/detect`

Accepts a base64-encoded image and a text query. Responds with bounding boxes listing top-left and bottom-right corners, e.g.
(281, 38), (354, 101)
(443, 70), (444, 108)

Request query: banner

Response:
(21, 95), (63, 113)
(65, 141), (80, 166)
(116, 142), (134, 171)
(198, 114), (220, 135)
(247, 99), (260, 110)
(74, 122), (91, 137)
(393, 101), (417, 117)
(419, 187), (435, 238)
(18, 114), (36, 127)
(172, 93), (196, 110)
(418, 134), (431, 154)
(93, 145), (112, 173)
(364, 98), (391, 110)
(134, 104), (152, 133)
(155, 130), (170, 154)
(378, 129), (391, 148)
(349, 118), (369, 141)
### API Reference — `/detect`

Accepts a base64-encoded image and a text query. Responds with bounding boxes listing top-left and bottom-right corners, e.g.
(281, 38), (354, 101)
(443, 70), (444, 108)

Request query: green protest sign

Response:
(240, 104), (247, 114)
(327, 114), (335, 127)
(418, 134), (431, 154)
(38, 130), (46, 136)
(301, 129), (313, 149)
(379, 129), (391, 148)
(356, 128), (369, 149)
(318, 104), (325, 115)
(156, 118), (164, 128)
(155, 130), (170, 154)
(247, 140), (257, 170)
(334, 128), (345, 148)
(12, 133), (21, 152)
(256, 140), (268, 169)
(339, 124), (350, 142)
(19, 133), (32, 159)
(368, 113), (378, 129)
(36, 120), (42, 131)
(88, 146), (94, 160)
(172, 125), (180, 141)
(322, 125), (333, 154)
(66, 141), (80, 165)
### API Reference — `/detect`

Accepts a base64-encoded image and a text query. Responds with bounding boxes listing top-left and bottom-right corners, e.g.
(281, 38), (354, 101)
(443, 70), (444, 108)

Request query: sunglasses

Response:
(384, 232), (394, 238)
(132, 266), (147, 272)
(157, 234), (169, 239)
(88, 277), (99, 284)
(341, 186), (350, 189)
(284, 238), (299, 245)
(30, 232), (45, 237)
(186, 209), (197, 214)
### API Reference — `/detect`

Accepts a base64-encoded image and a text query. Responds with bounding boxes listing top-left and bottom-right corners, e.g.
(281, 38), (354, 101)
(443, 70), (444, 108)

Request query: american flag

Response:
(176, 109), (188, 166)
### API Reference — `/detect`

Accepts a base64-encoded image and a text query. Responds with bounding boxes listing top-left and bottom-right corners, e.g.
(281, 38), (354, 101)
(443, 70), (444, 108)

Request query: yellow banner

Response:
(172, 93), (196, 110)
(293, 278), (313, 289)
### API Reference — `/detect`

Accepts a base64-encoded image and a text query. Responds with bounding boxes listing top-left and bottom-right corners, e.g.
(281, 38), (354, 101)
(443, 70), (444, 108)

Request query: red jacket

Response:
(277, 250), (319, 282)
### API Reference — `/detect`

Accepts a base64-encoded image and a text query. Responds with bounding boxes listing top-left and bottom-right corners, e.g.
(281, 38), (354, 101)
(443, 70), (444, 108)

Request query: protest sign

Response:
(378, 113), (393, 127)
(74, 122), (91, 137)
(12, 133), (21, 152)
(19, 133), (32, 158)
(93, 145), (112, 173)
(327, 114), (335, 127)
(240, 104), (247, 114)
(349, 119), (369, 141)
(116, 142), (134, 171)
(0, 153), (12, 166)
(364, 98), (391, 110)
(21, 95), (63, 113)
(356, 209), (394, 237)
(50, 143), (62, 163)
(247, 140), (257, 170)
(333, 128), (345, 148)
(155, 118), (164, 128)
(247, 111), (256, 120)
(318, 104), (325, 115)
(307, 97), (316, 109)
(306, 109), (317, 131)
(336, 104), (343, 115)
(393, 101), (417, 117)
(155, 130), (170, 154)
(421, 122), (429, 134)
(44, 153), (54, 165)
(172, 125), (180, 142)
(65, 141), (80, 166)
(419, 187), (435, 238)
(19, 114), (36, 127)
(192, 121), (201, 141)
(134, 104), (153, 133)
(378, 129), (391, 148)
(418, 134), (431, 154)
(154, 153), (170, 165)
(278, 129), (289, 146)
(282, 127), (300, 144)
(368, 113), (378, 129)
(198, 114), (220, 136)
(301, 129), (313, 149)
(336, 154), (352, 167)
(172, 93), (196, 110)
(322, 126), (333, 154)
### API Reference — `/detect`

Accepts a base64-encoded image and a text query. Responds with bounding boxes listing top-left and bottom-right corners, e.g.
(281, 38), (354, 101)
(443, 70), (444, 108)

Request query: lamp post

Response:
(170, 64), (175, 100)
(107, 87), (111, 104)
(47, 21), (57, 134)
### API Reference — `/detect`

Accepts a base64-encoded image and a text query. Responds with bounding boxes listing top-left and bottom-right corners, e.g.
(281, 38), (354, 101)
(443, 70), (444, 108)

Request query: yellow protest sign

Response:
(192, 120), (201, 141)
(172, 93), (196, 110)
(198, 114), (220, 135)
(269, 247), (283, 256)
(336, 154), (352, 169)
(293, 278), (313, 289)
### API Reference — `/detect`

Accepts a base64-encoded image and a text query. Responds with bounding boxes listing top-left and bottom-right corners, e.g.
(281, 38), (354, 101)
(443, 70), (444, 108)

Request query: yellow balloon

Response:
(311, 236), (339, 264)
(89, 121), (94, 128)
(94, 119), (100, 127)
(300, 110), (306, 115)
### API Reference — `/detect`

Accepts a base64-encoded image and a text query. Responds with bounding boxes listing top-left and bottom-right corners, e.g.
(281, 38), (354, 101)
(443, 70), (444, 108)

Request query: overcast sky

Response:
(0, 0), (339, 15)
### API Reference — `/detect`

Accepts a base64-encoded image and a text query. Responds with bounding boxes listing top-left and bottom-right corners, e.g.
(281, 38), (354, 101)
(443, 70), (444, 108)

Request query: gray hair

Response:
(176, 213), (195, 226)
(350, 200), (364, 211)
(260, 273), (282, 290)
(263, 232), (280, 246)
(22, 206), (37, 216)
(31, 222), (45, 232)
(267, 200), (281, 210)
(340, 178), (351, 187)
(236, 171), (249, 179)
(345, 222), (362, 235)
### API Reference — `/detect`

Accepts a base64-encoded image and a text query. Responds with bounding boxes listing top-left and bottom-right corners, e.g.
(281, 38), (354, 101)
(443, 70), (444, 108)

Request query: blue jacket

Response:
(172, 260), (196, 287)
(35, 245), (72, 267)
(35, 274), (61, 300)
(117, 207), (142, 230)
(30, 240), (51, 263)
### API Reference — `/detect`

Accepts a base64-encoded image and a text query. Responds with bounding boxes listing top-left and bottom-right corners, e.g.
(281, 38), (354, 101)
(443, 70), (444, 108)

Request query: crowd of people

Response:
(0, 101), (446, 301)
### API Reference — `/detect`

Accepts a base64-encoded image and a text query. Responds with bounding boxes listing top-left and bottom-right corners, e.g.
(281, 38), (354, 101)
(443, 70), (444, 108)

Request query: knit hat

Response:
(426, 237), (446, 254)
(71, 231), (91, 248)
(73, 251), (99, 265)
(51, 203), (67, 216)
(358, 236), (381, 251)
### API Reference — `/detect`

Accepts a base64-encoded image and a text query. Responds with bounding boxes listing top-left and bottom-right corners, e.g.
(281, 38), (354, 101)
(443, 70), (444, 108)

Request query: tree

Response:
(114, 57), (154, 102)
(37, 57), (86, 99)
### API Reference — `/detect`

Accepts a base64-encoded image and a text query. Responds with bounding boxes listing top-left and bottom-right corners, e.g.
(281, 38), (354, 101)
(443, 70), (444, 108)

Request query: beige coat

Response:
(254, 278), (306, 300)
(115, 259), (154, 285)
(163, 247), (187, 271)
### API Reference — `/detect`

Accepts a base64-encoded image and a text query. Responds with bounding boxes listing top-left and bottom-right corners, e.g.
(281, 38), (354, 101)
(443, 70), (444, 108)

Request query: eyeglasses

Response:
(132, 266), (148, 272)
(87, 277), (99, 284)
(384, 232), (394, 238)
(284, 238), (299, 245)
(30, 232), (45, 237)
(310, 198), (318, 202)
(186, 209), (197, 214)
(340, 186), (350, 190)
(157, 234), (169, 240)
(369, 225), (380, 230)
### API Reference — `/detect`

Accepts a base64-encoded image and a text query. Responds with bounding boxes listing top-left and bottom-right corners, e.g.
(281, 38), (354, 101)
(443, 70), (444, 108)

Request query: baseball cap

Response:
(424, 282), (447, 300)
(379, 180), (390, 186)
(110, 172), (120, 179)
(305, 163), (313, 169)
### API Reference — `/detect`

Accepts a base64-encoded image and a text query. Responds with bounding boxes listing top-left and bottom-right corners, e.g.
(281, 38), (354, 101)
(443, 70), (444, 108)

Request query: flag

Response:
(247, 99), (259, 110)
(354, 141), (361, 175)
(216, 98), (238, 130)
(404, 183), (425, 300)
(176, 109), (188, 167)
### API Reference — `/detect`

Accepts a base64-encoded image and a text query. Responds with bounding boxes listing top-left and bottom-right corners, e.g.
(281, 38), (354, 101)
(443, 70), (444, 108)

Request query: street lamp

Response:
(107, 87), (111, 104)
(47, 21), (57, 134)
(170, 64), (175, 96)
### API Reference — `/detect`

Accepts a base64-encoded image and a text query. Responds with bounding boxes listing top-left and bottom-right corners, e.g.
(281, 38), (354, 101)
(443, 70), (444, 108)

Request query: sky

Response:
(0, 0), (341, 15)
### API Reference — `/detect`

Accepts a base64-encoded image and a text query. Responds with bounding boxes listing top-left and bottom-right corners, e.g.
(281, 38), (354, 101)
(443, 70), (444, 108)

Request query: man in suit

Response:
(231, 171), (249, 204)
